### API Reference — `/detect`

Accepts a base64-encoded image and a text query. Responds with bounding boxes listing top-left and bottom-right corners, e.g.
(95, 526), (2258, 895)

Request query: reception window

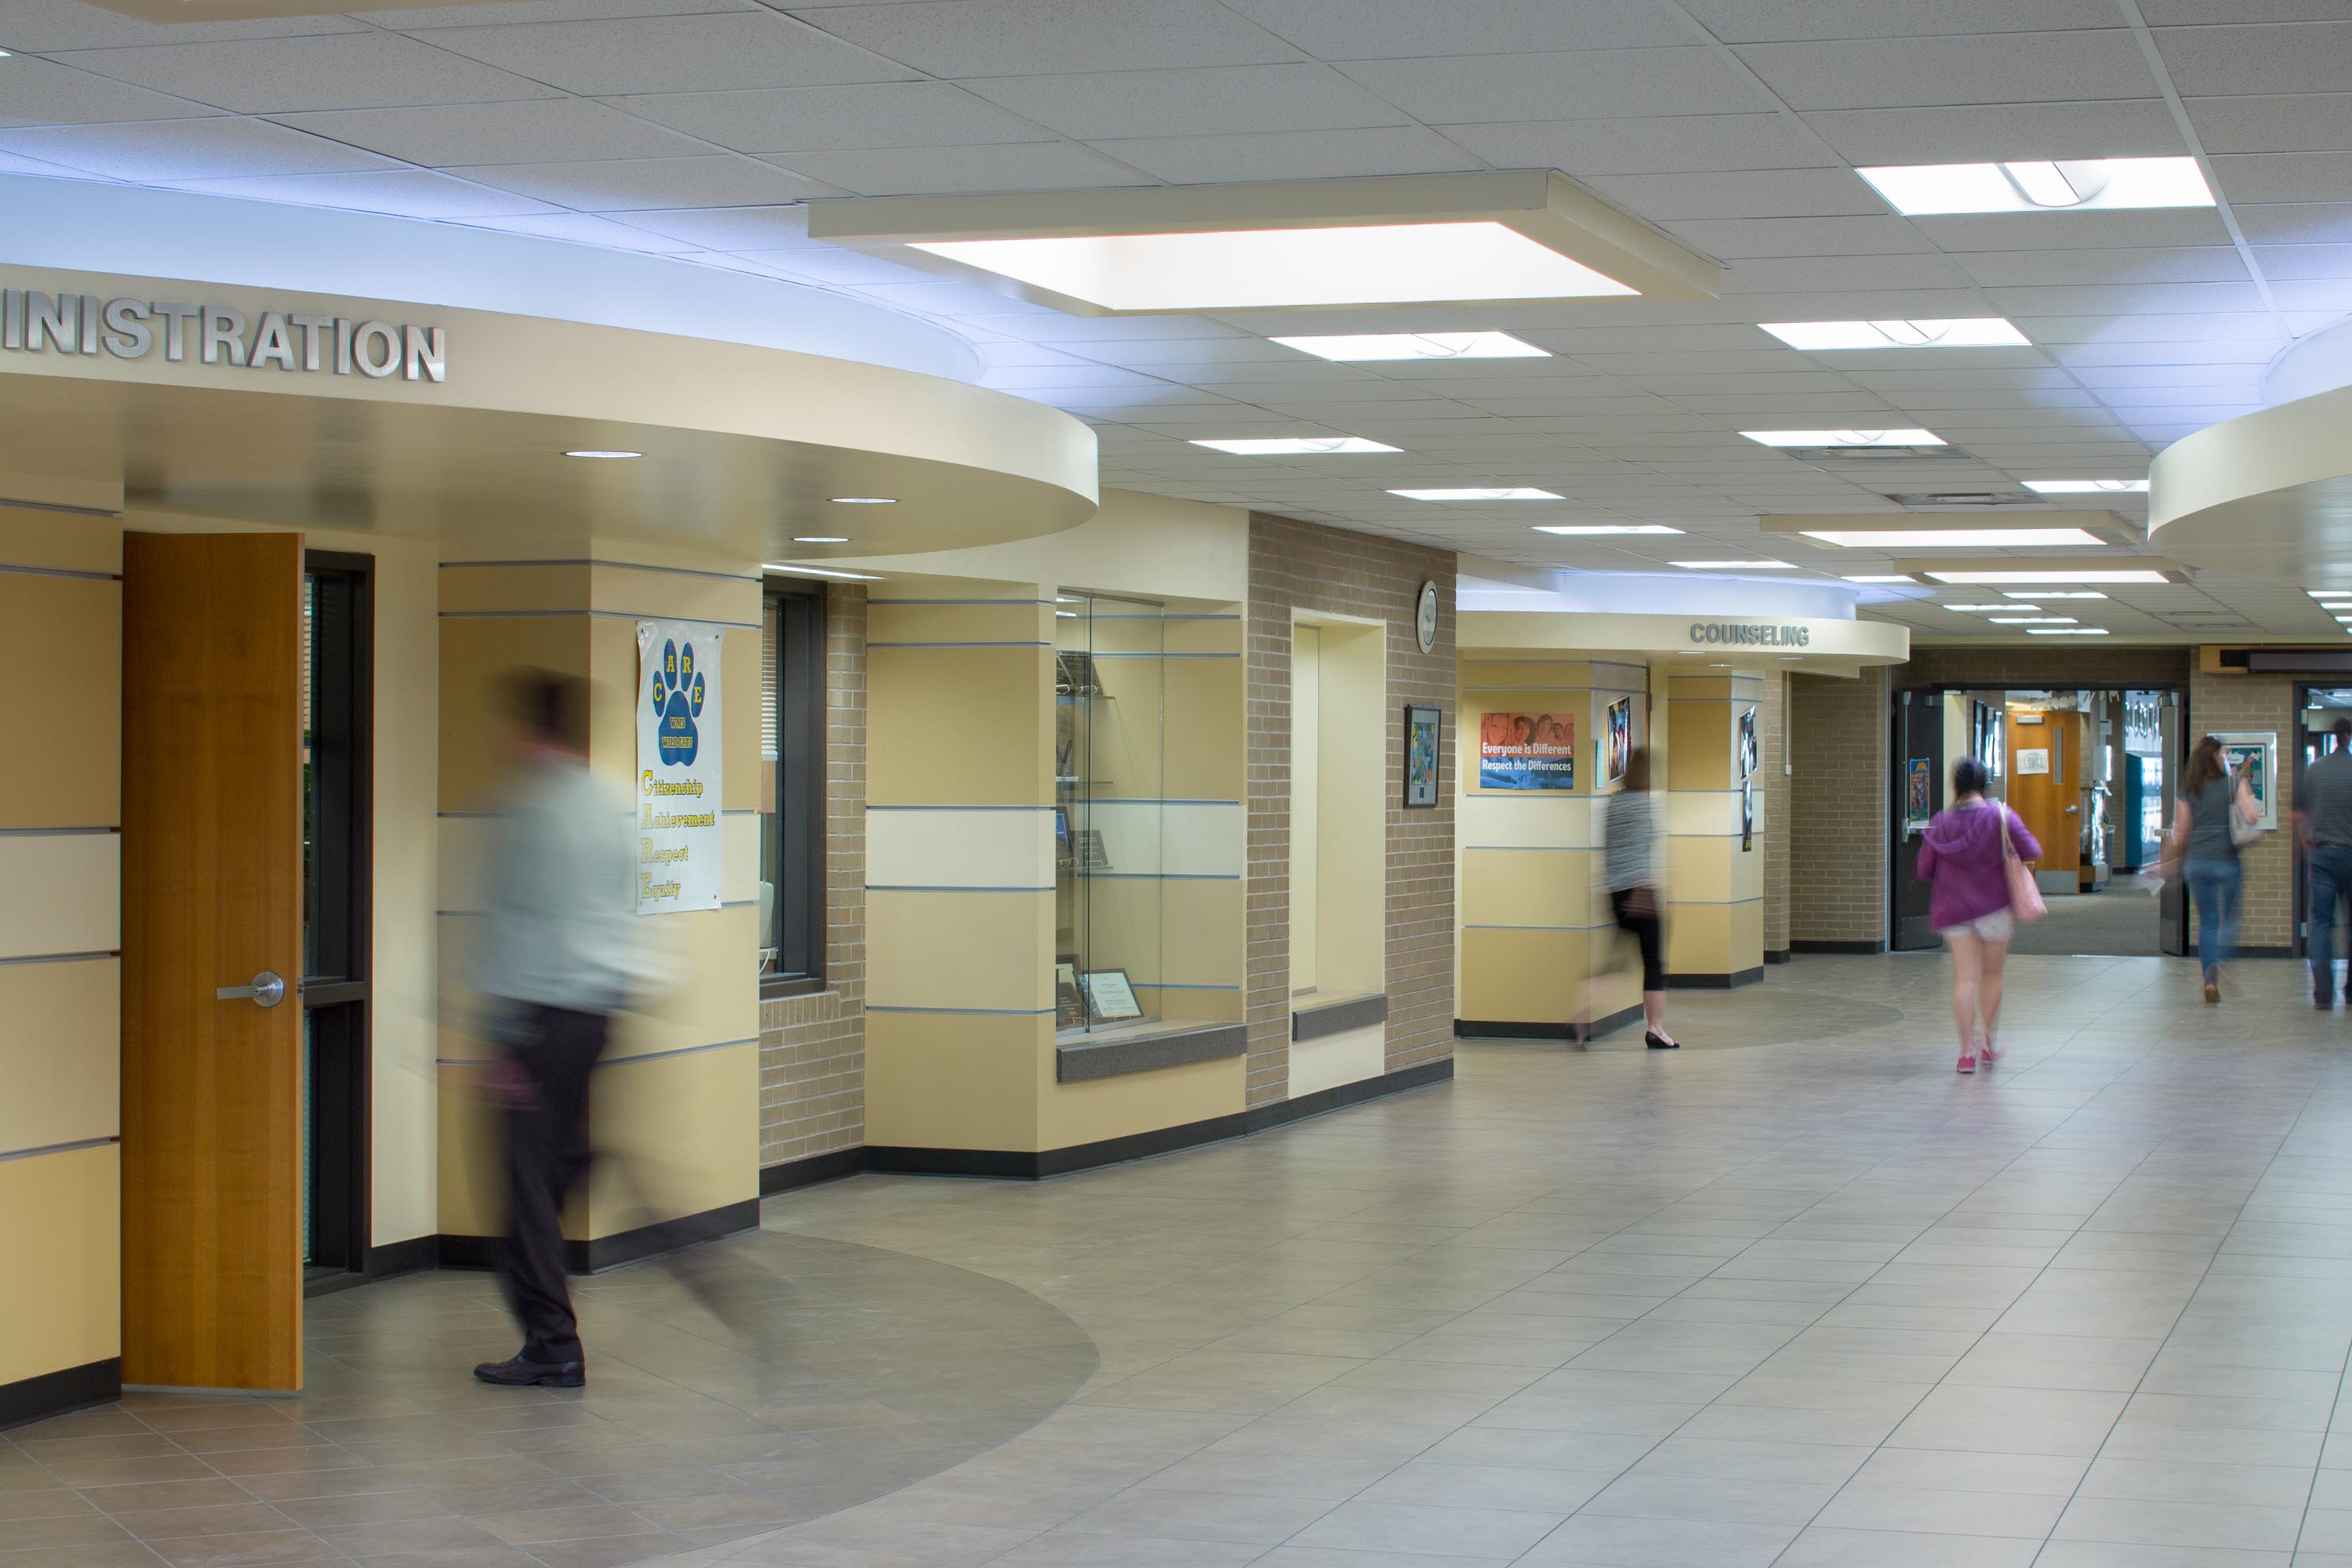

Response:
(761, 586), (825, 993)
(1055, 592), (1166, 1035)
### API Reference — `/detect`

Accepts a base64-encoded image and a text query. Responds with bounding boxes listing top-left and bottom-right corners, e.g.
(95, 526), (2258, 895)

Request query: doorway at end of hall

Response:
(1890, 687), (2183, 958)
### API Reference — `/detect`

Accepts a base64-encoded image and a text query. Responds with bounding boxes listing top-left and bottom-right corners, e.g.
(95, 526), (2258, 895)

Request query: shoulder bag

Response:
(2002, 807), (2047, 923)
(2228, 783), (2261, 848)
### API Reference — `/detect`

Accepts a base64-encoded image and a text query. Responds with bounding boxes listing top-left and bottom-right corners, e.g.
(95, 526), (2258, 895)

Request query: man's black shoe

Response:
(473, 1355), (584, 1388)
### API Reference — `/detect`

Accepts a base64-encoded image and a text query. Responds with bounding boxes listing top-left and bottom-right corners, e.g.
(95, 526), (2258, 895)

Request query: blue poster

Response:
(1906, 757), (1933, 828)
(1479, 711), (1575, 790)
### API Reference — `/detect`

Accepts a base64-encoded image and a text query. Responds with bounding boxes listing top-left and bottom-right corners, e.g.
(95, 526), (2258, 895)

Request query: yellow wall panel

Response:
(1461, 848), (1590, 928)
(436, 564), (591, 615)
(585, 1042), (759, 1238)
(1154, 983), (1244, 1025)
(1460, 927), (1638, 1024)
(1668, 833), (1736, 902)
(1160, 877), (1244, 989)
(1163, 656), (1245, 803)
(607, 903), (761, 1061)
(437, 615), (591, 811)
(0, 575), (120, 827)
(0, 833), (117, 959)
(1165, 615), (1242, 658)
(589, 563), (758, 626)
(0, 1145), (119, 1386)
(435, 1062), (505, 1238)
(869, 601), (1050, 647)
(866, 1011), (1044, 1150)
(1668, 699), (1734, 792)
(1665, 900), (1755, 977)
(868, 889), (1051, 1011)
(869, 645), (1051, 808)
(1039, 1053), (1243, 1152)
(0, 956), (118, 1153)
(0, 508), (120, 574)
(722, 633), (758, 814)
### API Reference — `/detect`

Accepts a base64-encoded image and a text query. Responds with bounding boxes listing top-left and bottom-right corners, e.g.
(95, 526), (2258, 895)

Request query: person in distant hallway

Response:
(1575, 747), (1677, 1049)
(2165, 734), (2256, 1007)
(1916, 758), (2038, 1073)
(473, 670), (645, 1389)
(2299, 717), (2352, 1009)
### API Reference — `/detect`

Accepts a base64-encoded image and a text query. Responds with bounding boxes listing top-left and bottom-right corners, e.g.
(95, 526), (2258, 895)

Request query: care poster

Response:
(636, 620), (724, 914)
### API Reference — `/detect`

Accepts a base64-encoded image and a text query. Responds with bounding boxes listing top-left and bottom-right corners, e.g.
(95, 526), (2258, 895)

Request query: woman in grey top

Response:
(2163, 734), (2256, 1004)
(1575, 747), (1678, 1049)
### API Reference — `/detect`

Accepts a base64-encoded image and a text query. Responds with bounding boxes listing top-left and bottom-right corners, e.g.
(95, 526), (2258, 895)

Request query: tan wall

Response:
(1664, 673), (1766, 981)
(0, 504), (122, 1395)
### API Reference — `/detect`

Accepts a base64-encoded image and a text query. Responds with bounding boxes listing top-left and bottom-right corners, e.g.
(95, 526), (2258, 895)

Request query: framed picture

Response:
(1403, 704), (1441, 808)
(1478, 710), (1574, 790)
(1605, 696), (1632, 784)
(1072, 827), (1112, 870)
(1738, 706), (1759, 779)
(2214, 731), (2279, 829)
(1905, 757), (1933, 831)
(1081, 968), (1143, 1023)
(1741, 779), (1756, 853)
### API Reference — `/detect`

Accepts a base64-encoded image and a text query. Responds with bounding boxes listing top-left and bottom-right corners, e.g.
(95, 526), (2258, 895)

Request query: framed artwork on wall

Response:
(1403, 704), (1441, 808)
(1604, 696), (1631, 784)
(1478, 710), (1574, 789)
(2214, 731), (2278, 829)
(1738, 706), (1759, 779)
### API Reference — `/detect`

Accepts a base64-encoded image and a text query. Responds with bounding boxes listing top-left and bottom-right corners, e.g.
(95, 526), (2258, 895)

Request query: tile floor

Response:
(17, 950), (2352, 1566)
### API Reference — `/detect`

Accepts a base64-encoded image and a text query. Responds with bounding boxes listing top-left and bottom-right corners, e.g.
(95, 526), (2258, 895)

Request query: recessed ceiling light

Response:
(1761, 318), (2028, 351)
(1844, 575), (1916, 583)
(1533, 524), (1684, 535)
(2024, 479), (2149, 494)
(1191, 437), (1400, 455)
(831, 495), (896, 504)
(1802, 527), (2102, 549)
(1742, 429), (1944, 448)
(2010, 590), (2107, 600)
(1990, 616), (2078, 625)
(2310, 590), (2352, 600)
(1926, 569), (2172, 585)
(1389, 487), (1561, 501)
(2336, 615), (2352, 623)
(792, 536), (849, 544)
(1271, 331), (1548, 361)
(1857, 157), (2213, 216)
(2027, 627), (2112, 636)
(1946, 603), (2024, 612)
(763, 563), (885, 581)
(564, 448), (641, 459)
(1674, 559), (1797, 570)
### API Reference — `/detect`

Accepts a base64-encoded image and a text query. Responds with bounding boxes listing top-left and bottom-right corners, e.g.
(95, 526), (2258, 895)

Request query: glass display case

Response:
(1055, 592), (1166, 1035)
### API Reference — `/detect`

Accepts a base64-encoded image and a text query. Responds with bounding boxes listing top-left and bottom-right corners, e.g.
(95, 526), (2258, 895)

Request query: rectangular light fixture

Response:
(2009, 590), (2107, 600)
(810, 172), (1721, 315)
(2024, 479), (2149, 495)
(1272, 331), (1548, 361)
(2310, 590), (2352, 600)
(1674, 559), (1797, 570)
(1533, 523), (1683, 535)
(1190, 437), (1399, 455)
(1742, 429), (1944, 448)
(1761, 318), (2028, 351)
(2027, 627), (2112, 636)
(1391, 487), (1560, 501)
(1945, 604), (2024, 611)
(1857, 157), (2213, 216)
(763, 563), (884, 581)
(1990, 616), (2078, 625)
(1844, 575), (1916, 583)
(1928, 568), (2172, 584)
(1800, 527), (2103, 549)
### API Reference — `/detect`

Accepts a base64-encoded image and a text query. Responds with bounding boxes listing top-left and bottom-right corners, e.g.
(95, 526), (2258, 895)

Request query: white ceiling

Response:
(5, 0), (2352, 640)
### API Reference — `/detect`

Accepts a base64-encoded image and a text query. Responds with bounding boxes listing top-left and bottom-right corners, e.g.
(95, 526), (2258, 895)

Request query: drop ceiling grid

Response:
(0, 2), (2347, 629)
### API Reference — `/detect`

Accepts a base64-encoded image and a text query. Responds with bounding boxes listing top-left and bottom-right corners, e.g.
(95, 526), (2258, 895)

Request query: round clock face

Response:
(1416, 581), (1439, 654)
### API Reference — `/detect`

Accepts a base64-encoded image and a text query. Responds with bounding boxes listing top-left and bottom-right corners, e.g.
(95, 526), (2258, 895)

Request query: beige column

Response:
(1664, 672), (1766, 985)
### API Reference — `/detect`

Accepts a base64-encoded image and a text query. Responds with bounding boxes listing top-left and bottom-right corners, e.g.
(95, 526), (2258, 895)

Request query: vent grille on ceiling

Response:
(1881, 491), (2039, 507)
(1780, 444), (1971, 462)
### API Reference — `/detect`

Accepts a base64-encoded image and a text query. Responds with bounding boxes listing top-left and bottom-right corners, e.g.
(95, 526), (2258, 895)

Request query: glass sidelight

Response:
(301, 554), (371, 1282)
(1054, 593), (1167, 1034)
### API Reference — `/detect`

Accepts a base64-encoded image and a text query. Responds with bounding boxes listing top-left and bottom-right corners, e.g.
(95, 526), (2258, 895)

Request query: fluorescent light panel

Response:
(1390, 487), (1560, 501)
(1191, 436), (1399, 455)
(1762, 318), (2027, 350)
(1990, 616), (2078, 625)
(1945, 604), (2025, 611)
(1926, 569), (2172, 585)
(763, 563), (884, 580)
(1675, 559), (1796, 570)
(1858, 157), (2213, 216)
(2027, 627), (2112, 635)
(1843, 575), (1916, 583)
(1272, 331), (1547, 361)
(2024, 479), (2149, 494)
(1801, 527), (2102, 548)
(1742, 428), (1943, 448)
(2009, 590), (2107, 600)
(1533, 523), (1683, 535)
(910, 222), (1635, 312)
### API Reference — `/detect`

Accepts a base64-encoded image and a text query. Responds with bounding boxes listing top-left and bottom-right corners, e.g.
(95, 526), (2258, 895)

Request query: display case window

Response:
(1056, 592), (1166, 1035)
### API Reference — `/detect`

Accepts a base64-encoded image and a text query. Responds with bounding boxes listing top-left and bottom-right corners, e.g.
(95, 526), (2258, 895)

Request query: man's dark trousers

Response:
(500, 1004), (609, 1366)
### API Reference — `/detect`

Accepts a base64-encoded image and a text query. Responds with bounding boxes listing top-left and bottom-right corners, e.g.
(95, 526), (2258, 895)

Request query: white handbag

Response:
(2229, 786), (2261, 848)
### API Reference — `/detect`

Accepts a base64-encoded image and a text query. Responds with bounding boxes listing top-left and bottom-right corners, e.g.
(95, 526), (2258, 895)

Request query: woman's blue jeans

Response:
(2185, 858), (2241, 981)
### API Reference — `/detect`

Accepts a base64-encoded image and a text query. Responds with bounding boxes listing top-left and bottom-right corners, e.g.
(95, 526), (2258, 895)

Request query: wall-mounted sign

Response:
(1403, 704), (1441, 808)
(2, 288), (445, 382)
(1479, 711), (1574, 790)
(636, 622), (724, 914)
(2016, 748), (2051, 775)
(1689, 621), (1809, 646)
(1604, 696), (1632, 783)
(1906, 757), (1933, 829)
(2216, 731), (2278, 830)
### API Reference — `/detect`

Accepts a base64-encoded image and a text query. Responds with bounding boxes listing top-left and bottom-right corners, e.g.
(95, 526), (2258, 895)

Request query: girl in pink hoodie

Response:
(1914, 757), (2040, 1073)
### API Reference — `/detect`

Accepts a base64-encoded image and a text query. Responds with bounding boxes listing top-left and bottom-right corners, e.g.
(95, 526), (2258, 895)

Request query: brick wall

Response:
(1789, 666), (1890, 947)
(758, 584), (867, 1170)
(2188, 665), (2298, 954)
(1760, 671), (1791, 956)
(1900, 645), (2194, 691)
(1246, 514), (1456, 1108)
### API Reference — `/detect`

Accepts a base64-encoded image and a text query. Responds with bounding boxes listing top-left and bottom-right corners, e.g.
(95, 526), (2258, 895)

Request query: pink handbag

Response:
(2002, 808), (2047, 923)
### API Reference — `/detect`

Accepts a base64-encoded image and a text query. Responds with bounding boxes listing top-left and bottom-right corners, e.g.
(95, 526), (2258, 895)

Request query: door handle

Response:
(216, 971), (287, 1008)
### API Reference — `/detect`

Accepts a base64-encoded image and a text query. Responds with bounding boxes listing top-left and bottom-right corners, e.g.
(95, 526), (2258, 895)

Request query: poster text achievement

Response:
(636, 620), (724, 914)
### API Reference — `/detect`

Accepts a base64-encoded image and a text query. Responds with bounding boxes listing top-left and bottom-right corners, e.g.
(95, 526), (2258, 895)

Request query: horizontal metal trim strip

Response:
(438, 608), (757, 629)
(869, 597), (1051, 607)
(1082, 872), (1239, 881)
(1461, 685), (1632, 692)
(865, 884), (1052, 894)
(0, 826), (117, 836)
(0, 949), (117, 967)
(1091, 612), (1238, 622)
(1087, 652), (1239, 659)
(1083, 798), (1241, 807)
(868, 640), (1051, 649)
(867, 1004), (1054, 1016)
(441, 559), (760, 583)
(0, 563), (119, 583)
(0, 1135), (117, 1164)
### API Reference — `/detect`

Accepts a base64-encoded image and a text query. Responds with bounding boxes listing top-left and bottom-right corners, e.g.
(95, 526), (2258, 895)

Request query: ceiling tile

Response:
(0, 55), (212, 128)
(49, 32), (564, 114)
(1338, 49), (1769, 125)
(165, 167), (561, 219)
(420, 13), (915, 96)
(962, 63), (1408, 140)
(793, 0), (1301, 76)
(459, 210), (702, 249)
(2211, 152), (2352, 205)
(769, 140), (1145, 195)
(1907, 209), (2234, 251)
(1679, 0), (2120, 43)
(606, 81), (1045, 153)
(1951, 248), (2250, 286)
(2233, 202), (2352, 245)
(1091, 126), (1483, 184)
(2252, 243), (2352, 278)
(1440, 114), (1830, 176)
(1799, 100), (2183, 164)
(1733, 32), (2154, 112)
(0, 0), (363, 51)
(0, 118), (396, 180)
(1654, 215), (1936, 258)
(1219, 0), (1689, 57)
(603, 202), (812, 247)
(1719, 254), (1974, 292)
(272, 99), (709, 165)
(1584, 168), (1888, 221)
(2155, 23), (2352, 99)
(2187, 93), (2352, 155)
(455, 154), (836, 209)
(2143, 0), (2352, 18)
(361, 0), (751, 24)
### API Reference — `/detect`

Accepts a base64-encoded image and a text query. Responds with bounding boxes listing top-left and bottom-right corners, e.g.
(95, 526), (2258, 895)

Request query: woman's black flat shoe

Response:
(1645, 1031), (1679, 1050)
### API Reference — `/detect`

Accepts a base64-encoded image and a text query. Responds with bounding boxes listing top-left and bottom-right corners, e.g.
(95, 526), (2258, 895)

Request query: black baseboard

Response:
(2234, 945), (2297, 960)
(0, 1358), (119, 1432)
(1791, 938), (1889, 956)
(867, 1058), (1456, 1181)
(760, 1146), (866, 1196)
(418, 1198), (763, 1277)
(1456, 1004), (1643, 1042)
(1765, 949), (1793, 965)
(1669, 967), (1764, 990)
(365, 1234), (437, 1283)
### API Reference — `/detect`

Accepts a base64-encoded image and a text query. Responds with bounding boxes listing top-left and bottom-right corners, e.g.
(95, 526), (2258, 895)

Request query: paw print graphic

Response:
(648, 637), (706, 766)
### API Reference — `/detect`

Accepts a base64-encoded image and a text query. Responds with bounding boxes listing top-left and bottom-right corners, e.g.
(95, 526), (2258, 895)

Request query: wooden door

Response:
(122, 532), (304, 1390)
(2006, 712), (2081, 880)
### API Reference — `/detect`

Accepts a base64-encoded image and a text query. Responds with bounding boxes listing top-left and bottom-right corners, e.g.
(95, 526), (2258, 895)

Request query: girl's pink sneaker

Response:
(1957, 1053), (1976, 1074)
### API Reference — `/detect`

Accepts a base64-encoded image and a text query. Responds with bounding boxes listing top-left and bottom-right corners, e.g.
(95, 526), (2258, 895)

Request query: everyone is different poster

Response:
(635, 621), (724, 913)
(1479, 711), (1575, 790)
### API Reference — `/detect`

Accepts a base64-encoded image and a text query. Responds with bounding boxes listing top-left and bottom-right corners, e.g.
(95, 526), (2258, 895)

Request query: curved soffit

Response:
(2150, 381), (2352, 586)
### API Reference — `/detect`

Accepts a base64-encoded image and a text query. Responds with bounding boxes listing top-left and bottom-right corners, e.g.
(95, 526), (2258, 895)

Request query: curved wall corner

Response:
(2150, 381), (2352, 583)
